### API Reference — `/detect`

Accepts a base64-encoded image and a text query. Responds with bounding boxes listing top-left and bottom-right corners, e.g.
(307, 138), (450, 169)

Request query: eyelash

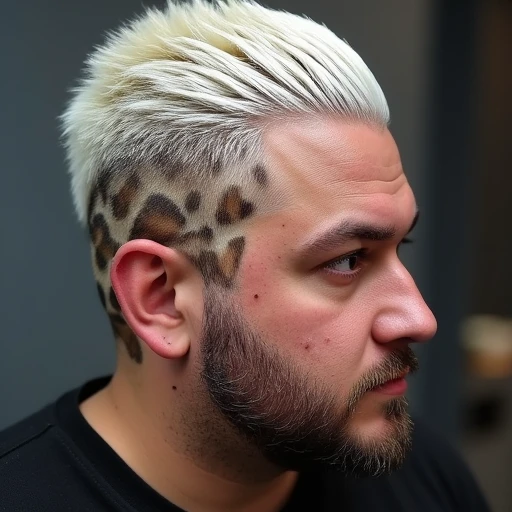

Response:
(323, 249), (368, 278)
(322, 238), (414, 279)
(398, 237), (413, 252)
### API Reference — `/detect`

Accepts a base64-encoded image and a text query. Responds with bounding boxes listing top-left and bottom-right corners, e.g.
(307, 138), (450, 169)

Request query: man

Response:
(0, 1), (489, 511)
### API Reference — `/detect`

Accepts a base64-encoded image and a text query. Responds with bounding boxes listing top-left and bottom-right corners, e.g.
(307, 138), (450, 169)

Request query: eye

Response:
(322, 249), (367, 277)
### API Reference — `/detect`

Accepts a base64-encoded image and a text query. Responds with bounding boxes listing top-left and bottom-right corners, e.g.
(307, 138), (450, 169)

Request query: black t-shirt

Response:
(0, 377), (490, 511)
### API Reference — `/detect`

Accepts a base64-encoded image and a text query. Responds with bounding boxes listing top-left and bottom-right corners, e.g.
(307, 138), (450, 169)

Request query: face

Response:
(198, 119), (437, 475)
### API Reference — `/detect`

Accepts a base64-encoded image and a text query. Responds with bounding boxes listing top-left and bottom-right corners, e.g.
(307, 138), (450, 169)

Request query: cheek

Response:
(238, 255), (373, 384)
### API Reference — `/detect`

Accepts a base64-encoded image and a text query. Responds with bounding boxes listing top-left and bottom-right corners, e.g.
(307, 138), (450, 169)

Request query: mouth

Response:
(371, 368), (410, 396)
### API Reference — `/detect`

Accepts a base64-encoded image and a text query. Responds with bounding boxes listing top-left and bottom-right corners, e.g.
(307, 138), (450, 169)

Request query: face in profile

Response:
(198, 119), (437, 476)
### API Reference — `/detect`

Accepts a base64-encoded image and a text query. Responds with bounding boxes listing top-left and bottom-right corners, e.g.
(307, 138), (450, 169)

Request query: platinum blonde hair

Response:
(61, 0), (389, 225)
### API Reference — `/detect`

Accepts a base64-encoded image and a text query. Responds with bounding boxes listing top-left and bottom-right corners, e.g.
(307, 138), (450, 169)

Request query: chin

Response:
(349, 406), (399, 439)
(344, 397), (413, 458)
(264, 398), (413, 477)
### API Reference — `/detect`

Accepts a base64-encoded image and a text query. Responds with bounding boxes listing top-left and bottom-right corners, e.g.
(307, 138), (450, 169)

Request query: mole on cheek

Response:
(172, 386), (177, 390)
(254, 294), (259, 299)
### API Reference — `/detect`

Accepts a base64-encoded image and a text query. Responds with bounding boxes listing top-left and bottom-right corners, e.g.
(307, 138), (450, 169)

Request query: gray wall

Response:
(0, 0), (435, 430)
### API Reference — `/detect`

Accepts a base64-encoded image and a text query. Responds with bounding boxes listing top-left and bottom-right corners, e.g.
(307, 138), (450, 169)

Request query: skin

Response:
(80, 118), (437, 512)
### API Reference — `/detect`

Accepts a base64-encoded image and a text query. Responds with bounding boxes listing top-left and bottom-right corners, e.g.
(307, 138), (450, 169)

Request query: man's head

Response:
(62, 0), (436, 477)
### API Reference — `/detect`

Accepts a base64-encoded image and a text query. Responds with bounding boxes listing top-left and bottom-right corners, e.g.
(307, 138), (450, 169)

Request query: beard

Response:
(200, 286), (418, 477)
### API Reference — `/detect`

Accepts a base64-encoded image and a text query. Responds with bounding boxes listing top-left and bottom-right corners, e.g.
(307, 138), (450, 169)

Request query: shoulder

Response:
(0, 404), (56, 461)
(0, 402), (74, 511)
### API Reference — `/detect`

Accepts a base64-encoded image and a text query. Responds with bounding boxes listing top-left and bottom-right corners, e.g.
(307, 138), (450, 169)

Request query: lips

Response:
(370, 368), (410, 396)
(387, 369), (409, 383)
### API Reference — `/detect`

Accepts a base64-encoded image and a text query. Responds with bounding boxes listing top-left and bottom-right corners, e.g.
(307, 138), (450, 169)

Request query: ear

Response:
(111, 239), (200, 359)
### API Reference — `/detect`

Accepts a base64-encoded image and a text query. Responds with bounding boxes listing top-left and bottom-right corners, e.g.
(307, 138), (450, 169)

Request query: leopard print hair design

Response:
(88, 162), (270, 363)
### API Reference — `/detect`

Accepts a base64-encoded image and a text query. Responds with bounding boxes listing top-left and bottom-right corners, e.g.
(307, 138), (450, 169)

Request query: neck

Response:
(79, 368), (299, 512)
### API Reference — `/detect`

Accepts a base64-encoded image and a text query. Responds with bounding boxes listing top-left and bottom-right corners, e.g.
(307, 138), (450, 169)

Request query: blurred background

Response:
(0, 0), (510, 509)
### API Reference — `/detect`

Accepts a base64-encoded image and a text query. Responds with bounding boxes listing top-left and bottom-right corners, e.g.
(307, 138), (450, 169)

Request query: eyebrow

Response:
(299, 210), (420, 255)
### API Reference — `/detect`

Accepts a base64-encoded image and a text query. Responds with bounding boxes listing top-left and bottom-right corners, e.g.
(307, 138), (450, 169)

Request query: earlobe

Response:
(110, 240), (192, 359)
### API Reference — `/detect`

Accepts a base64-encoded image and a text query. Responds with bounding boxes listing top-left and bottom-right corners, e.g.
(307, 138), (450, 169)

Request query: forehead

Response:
(264, 118), (406, 200)
(259, 118), (414, 226)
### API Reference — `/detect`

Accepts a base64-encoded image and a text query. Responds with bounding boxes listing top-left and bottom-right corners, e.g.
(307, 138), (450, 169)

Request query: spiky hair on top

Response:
(61, 0), (389, 226)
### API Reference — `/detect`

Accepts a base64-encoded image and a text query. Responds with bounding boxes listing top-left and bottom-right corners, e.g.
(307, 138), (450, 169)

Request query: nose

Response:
(371, 262), (437, 345)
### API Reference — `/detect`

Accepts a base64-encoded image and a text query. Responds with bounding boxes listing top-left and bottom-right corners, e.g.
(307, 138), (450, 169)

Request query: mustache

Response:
(347, 347), (419, 411)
